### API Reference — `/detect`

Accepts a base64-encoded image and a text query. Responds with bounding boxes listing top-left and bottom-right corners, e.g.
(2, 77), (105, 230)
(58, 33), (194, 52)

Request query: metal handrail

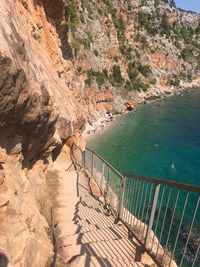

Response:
(125, 173), (200, 193)
(71, 144), (200, 267)
(86, 147), (124, 179)
(86, 145), (200, 193)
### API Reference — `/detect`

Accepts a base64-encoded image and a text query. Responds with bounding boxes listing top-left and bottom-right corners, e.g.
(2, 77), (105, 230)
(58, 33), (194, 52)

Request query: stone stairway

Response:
(53, 161), (156, 267)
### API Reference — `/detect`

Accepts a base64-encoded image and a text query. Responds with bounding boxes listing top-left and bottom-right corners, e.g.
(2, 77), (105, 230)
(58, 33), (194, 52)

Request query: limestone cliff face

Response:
(0, 0), (82, 162)
(0, 0), (200, 266)
(0, 149), (53, 267)
(0, 0), (82, 266)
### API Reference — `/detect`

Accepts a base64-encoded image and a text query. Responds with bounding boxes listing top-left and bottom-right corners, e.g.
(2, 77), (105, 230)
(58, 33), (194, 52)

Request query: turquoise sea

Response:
(88, 89), (200, 266)
(89, 89), (200, 186)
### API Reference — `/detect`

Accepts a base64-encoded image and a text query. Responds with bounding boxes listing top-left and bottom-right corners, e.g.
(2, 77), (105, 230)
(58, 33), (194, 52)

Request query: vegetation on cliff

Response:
(65, 0), (200, 94)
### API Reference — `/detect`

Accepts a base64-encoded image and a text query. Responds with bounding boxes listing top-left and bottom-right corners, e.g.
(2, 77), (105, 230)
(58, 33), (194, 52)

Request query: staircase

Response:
(53, 161), (156, 267)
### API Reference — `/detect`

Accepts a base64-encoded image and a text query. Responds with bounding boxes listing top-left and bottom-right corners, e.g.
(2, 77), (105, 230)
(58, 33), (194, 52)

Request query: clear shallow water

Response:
(89, 89), (200, 186)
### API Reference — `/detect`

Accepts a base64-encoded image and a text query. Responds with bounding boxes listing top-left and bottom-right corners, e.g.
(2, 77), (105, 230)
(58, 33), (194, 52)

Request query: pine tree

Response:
(169, 0), (176, 8)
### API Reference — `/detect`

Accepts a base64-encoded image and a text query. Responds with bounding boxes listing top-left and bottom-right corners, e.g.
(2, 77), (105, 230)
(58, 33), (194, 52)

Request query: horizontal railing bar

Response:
(76, 144), (200, 193)
(125, 173), (200, 193)
(86, 147), (124, 179)
(74, 144), (200, 193)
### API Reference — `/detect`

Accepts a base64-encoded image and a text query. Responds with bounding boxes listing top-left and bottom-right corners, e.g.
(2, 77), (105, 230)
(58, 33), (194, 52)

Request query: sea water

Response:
(88, 89), (200, 266)
(89, 90), (200, 186)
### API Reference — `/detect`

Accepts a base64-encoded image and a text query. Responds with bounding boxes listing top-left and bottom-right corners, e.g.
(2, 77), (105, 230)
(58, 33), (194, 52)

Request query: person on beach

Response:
(92, 122), (98, 132)
(106, 111), (113, 122)
(109, 112), (113, 121)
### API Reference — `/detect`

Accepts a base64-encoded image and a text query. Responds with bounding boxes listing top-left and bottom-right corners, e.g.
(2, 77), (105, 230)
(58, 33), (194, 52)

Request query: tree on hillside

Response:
(169, 0), (176, 8)
(154, 0), (160, 6)
(161, 12), (171, 33)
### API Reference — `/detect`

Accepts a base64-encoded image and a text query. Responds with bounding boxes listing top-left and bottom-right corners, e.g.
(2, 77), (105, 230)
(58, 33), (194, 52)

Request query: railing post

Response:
(118, 176), (126, 221)
(91, 152), (94, 176)
(101, 162), (105, 191)
(145, 184), (160, 247)
(82, 150), (85, 168)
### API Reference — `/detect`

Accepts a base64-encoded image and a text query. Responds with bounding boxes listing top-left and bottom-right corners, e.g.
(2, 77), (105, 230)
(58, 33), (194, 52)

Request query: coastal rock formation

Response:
(0, 0), (200, 266)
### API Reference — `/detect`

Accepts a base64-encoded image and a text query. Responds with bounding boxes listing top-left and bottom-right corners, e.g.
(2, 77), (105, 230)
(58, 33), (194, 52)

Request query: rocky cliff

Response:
(0, 0), (200, 266)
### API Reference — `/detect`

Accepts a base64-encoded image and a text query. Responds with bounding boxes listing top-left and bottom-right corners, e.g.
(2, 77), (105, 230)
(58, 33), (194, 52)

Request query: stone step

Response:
(62, 225), (130, 246)
(73, 220), (113, 230)
(56, 222), (126, 238)
(68, 253), (142, 267)
(61, 238), (138, 264)
(56, 222), (100, 238)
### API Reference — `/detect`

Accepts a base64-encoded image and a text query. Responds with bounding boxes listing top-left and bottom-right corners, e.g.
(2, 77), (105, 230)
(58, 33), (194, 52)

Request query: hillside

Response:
(0, 0), (200, 266)
(64, 0), (200, 109)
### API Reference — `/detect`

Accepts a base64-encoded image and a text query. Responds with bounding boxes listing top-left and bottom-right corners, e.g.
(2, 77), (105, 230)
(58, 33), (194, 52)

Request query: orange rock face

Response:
(124, 99), (137, 111)
(151, 52), (180, 72)
(0, 149), (7, 164)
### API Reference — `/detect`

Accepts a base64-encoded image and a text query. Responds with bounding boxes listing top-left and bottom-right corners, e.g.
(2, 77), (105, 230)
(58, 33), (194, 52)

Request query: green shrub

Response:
(128, 3), (132, 11)
(81, 0), (88, 10)
(94, 50), (99, 56)
(138, 64), (152, 77)
(137, 11), (157, 35)
(82, 30), (93, 49)
(85, 69), (94, 86)
(196, 56), (200, 71)
(65, 0), (79, 35)
(196, 22), (200, 35)
(169, 75), (181, 86)
(112, 65), (124, 84)
(138, 11), (150, 28)
(80, 13), (85, 23)
(125, 78), (149, 91)
(85, 30), (93, 43)
(169, 0), (176, 8)
(123, 46), (133, 60)
(160, 12), (171, 35)
(71, 39), (81, 54)
(95, 72), (106, 87)
(82, 39), (90, 49)
(181, 47), (193, 61)
(134, 33), (149, 48)
(113, 55), (119, 62)
(128, 61), (136, 70)
(154, 0), (160, 6)
(187, 73), (192, 82)
(128, 68), (139, 80)
(150, 79), (156, 85)
(85, 68), (109, 88)
(102, 69), (109, 79)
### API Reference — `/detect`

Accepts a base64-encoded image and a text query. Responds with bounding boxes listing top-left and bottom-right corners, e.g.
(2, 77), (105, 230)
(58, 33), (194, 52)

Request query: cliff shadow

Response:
(0, 253), (8, 267)
(33, 0), (72, 59)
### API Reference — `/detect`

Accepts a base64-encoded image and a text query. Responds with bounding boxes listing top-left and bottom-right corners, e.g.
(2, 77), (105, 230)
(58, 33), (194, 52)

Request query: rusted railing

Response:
(71, 144), (200, 267)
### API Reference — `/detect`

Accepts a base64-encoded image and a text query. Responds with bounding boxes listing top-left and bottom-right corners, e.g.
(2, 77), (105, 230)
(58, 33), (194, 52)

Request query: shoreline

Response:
(83, 82), (200, 145)
(132, 79), (200, 104)
(83, 114), (120, 144)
